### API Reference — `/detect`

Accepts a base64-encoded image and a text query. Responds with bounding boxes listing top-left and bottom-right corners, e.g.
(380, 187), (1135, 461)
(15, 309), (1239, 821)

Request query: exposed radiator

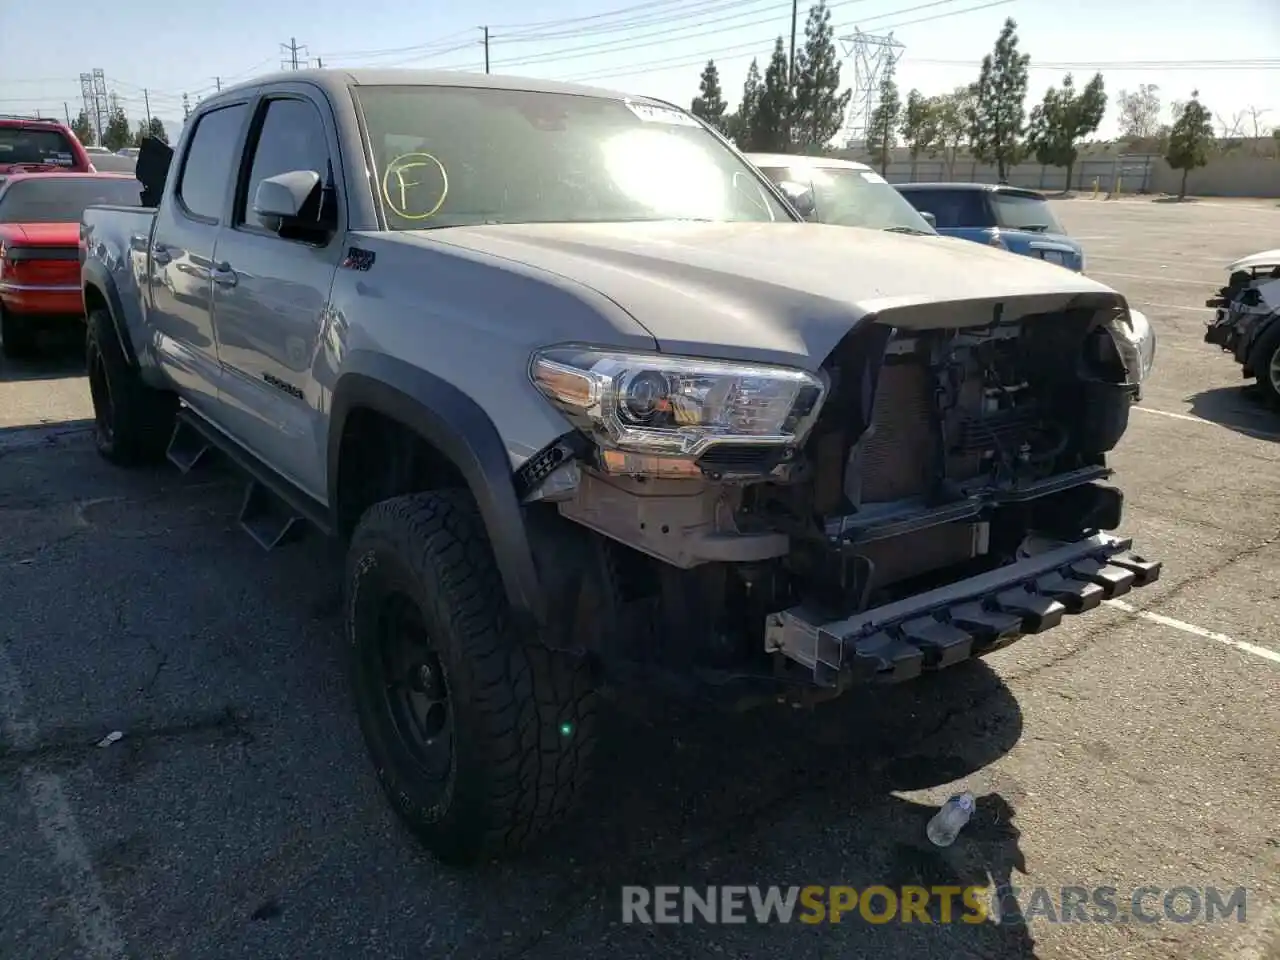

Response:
(857, 361), (935, 503)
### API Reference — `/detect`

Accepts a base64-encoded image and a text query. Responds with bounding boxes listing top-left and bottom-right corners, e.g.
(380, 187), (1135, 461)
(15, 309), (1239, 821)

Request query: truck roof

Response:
(897, 181), (1047, 199)
(746, 153), (874, 173)
(211, 67), (650, 108)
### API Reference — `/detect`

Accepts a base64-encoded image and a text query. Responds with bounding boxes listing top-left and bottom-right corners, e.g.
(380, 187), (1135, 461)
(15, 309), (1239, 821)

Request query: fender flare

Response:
(82, 260), (139, 369)
(329, 351), (546, 629)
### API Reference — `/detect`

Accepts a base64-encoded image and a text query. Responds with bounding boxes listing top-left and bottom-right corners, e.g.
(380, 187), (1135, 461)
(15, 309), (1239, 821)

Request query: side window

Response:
(177, 104), (248, 221)
(239, 98), (333, 232)
(903, 190), (982, 229)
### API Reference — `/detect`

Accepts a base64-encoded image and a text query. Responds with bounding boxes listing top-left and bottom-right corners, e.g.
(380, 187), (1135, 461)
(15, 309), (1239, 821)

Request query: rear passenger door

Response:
(148, 101), (250, 415)
(209, 90), (344, 501)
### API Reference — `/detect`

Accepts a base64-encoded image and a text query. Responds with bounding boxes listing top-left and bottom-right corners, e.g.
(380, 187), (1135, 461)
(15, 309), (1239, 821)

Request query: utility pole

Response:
(182, 93), (191, 121)
(214, 77), (221, 91)
(143, 88), (152, 127)
(64, 102), (71, 125)
(314, 57), (323, 68)
(787, 0), (798, 147)
(481, 26), (490, 74)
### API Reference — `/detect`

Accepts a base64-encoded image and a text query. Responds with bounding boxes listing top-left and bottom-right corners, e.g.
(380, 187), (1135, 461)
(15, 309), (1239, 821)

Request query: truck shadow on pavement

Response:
(433, 662), (1036, 958)
(1187, 384), (1279, 441)
(0, 333), (86, 383)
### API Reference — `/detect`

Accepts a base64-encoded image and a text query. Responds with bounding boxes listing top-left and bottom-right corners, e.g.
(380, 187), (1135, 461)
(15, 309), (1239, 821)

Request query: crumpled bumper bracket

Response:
(764, 533), (1161, 687)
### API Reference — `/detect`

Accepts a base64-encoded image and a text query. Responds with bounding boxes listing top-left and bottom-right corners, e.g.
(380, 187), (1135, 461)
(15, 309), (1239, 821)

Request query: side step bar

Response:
(765, 533), (1162, 688)
(165, 407), (332, 551)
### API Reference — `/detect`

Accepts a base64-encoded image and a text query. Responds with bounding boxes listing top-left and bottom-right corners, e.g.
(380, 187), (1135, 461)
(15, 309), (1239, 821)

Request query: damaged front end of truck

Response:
(522, 290), (1161, 708)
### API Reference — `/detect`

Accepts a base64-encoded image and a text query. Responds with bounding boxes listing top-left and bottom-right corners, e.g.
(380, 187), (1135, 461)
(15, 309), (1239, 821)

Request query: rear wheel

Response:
(1248, 321), (1280, 407)
(0, 305), (37, 359)
(85, 307), (178, 465)
(346, 489), (597, 865)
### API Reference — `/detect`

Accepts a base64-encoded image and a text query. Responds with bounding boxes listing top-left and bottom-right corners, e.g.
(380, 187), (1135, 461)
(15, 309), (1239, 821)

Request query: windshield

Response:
(355, 86), (790, 230)
(757, 164), (934, 233)
(991, 192), (1065, 234)
(0, 128), (79, 167)
(0, 177), (143, 223)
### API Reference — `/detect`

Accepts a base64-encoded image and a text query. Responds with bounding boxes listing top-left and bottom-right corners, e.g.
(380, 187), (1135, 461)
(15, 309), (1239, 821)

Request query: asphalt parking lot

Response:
(1, 197), (1278, 960)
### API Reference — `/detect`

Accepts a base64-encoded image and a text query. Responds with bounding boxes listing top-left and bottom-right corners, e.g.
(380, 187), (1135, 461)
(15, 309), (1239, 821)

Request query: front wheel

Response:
(1248, 321), (1280, 407)
(346, 489), (597, 865)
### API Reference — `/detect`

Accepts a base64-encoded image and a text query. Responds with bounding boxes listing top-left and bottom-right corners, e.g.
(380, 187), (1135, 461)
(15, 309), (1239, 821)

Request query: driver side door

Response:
(208, 90), (344, 502)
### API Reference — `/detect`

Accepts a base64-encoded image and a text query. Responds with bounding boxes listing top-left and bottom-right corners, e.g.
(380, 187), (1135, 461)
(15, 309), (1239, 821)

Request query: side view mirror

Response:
(777, 180), (817, 220)
(919, 210), (937, 228)
(253, 169), (323, 234)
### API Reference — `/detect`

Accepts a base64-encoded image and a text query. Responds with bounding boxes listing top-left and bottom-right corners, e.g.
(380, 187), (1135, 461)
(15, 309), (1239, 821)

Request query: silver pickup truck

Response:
(81, 68), (1160, 865)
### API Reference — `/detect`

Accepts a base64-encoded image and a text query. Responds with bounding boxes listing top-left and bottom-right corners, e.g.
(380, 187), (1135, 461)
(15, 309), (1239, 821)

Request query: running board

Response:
(238, 480), (306, 551)
(166, 417), (212, 473)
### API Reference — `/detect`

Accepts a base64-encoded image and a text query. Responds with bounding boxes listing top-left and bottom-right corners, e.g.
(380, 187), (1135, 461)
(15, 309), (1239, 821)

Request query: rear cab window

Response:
(0, 126), (80, 170)
(990, 191), (1065, 234)
(176, 104), (249, 222)
(899, 189), (991, 229)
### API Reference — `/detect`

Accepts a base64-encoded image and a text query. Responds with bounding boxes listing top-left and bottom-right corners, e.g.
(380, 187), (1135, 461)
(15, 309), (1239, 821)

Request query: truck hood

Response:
(414, 221), (1122, 369)
(0, 222), (80, 248)
(1229, 249), (1280, 273)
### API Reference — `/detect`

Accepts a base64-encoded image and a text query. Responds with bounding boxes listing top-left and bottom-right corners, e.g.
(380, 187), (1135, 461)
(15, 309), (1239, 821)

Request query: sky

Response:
(1, 0), (1277, 144)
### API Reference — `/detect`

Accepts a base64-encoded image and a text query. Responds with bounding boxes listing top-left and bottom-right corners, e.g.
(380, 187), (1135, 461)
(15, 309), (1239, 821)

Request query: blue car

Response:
(895, 183), (1085, 273)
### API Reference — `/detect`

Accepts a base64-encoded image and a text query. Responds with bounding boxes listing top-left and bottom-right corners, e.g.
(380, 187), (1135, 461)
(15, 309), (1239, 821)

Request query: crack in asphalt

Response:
(0, 705), (255, 774)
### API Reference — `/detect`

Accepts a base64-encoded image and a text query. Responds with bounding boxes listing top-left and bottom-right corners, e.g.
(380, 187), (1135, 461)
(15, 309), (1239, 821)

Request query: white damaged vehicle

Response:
(1205, 249), (1280, 405)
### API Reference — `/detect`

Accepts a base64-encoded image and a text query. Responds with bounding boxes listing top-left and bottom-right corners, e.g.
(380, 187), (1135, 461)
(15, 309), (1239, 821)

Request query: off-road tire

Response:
(346, 489), (597, 865)
(1247, 320), (1280, 407)
(85, 307), (178, 465)
(0, 305), (37, 359)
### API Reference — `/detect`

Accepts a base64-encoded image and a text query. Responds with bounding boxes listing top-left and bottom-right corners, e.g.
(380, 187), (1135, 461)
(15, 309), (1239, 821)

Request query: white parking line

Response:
(0, 645), (127, 960)
(1107, 599), (1280, 666)
(1090, 270), (1211, 287)
(1133, 300), (1212, 313)
(1088, 254), (1226, 269)
(1133, 406), (1280, 441)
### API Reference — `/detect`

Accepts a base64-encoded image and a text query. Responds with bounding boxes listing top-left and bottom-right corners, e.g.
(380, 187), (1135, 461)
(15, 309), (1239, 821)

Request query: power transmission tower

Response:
(182, 93), (191, 120)
(837, 29), (905, 148)
(92, 68), (109, 135)
(79, 73), (98, 143)
(280, 37), (308, 70)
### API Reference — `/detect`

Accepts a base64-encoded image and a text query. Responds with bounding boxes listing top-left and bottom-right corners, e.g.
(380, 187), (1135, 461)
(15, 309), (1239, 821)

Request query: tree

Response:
(729, 58), (763, 148)
(147, 117), (168, 144)
(900, 89), (938, 179)
(1026, 72), (1106, 191)
(749, 37), (792, 152)
(1165, 91), (1214, 200)
(931, 86), (974, 179)
(791, 0), (852, 150)
(102, 104), (131, 151)
(865, 59), (901, 176)
(69, 110), (95, 147)
(1115, 84), (1162, 140)
(691, 60), (727, 132)
(970, 17), (1030, 181)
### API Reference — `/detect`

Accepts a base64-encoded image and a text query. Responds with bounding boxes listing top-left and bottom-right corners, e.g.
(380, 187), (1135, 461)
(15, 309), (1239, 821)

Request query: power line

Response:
(562, 0), (1013, 84)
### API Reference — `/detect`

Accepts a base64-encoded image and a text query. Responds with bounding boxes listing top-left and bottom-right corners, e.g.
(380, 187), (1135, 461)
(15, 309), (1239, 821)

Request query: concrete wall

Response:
(832, 149), (1280, 198)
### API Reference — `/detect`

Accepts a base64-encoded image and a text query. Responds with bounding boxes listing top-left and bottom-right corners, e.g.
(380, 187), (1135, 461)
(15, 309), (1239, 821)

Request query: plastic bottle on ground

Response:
(926, 791), (976, 847)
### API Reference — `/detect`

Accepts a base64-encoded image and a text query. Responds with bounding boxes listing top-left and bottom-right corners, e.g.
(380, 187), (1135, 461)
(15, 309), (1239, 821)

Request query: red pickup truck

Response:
(0, 116), (94, 174)
(0, 172), (142, 357)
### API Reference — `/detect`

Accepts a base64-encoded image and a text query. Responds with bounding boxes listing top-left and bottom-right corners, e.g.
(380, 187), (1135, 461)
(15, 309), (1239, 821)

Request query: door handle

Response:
(151, 243), (172, 265)
(211, 262), (238, 288)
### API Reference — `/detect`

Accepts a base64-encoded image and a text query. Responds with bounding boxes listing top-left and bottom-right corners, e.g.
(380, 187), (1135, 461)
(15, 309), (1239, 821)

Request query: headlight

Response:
(530, 346), (827, 457)
(1104, 307), (1157, 390)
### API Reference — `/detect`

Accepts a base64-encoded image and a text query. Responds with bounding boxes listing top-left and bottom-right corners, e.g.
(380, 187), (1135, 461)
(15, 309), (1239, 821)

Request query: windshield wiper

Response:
(883, 225), (933, 236)
(1019, 223), (1051, 232)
